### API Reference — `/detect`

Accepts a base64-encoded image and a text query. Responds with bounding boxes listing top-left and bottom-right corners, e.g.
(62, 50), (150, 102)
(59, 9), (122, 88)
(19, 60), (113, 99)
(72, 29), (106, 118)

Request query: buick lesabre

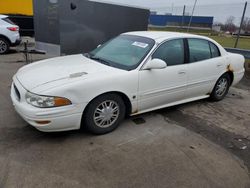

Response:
(11, 31), (245, 134)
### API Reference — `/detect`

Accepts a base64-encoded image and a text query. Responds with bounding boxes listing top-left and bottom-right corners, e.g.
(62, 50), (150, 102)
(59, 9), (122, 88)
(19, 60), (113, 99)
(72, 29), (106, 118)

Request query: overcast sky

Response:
(101, 0), (249, 8)
(95, 0), (250, 23)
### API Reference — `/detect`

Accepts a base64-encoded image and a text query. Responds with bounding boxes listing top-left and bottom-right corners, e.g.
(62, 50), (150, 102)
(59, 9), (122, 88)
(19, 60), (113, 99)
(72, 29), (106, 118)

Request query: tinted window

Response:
(188, 39), (211, 63)
(209, 42), (220, 58)
(152, 39), (184, 66)
(2, 18), (16, 25)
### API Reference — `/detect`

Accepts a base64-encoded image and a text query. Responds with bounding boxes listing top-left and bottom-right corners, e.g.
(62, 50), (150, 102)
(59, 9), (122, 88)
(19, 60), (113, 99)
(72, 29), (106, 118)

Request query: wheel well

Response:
(226, 71), (234, 85)
(0, 35), (11, 45)
(114, 92), (132, 116)
(81, 91), (132, 124)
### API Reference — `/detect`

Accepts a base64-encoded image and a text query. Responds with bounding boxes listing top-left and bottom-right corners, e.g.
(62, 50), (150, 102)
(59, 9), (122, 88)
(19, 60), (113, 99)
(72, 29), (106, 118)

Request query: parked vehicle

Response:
(0, 14), (21, 54)
(10, 31), (245, 134)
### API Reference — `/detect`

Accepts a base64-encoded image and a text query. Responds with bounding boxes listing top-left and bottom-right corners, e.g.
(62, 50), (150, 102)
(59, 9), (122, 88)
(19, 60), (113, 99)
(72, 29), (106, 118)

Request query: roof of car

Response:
(124, 31), (227, 55)
(124, 31), (209, 42)
(0, 14), (8, 19)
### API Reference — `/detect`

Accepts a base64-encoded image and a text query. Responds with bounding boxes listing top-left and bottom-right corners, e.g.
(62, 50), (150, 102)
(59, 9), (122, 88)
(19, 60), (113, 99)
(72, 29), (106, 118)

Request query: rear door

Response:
(186, 38), (225, 98)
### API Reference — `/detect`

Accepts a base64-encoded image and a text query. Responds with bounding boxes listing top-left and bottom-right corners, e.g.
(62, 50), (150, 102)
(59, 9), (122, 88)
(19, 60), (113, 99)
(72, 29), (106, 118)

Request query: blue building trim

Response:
(149, 15), (214, 27)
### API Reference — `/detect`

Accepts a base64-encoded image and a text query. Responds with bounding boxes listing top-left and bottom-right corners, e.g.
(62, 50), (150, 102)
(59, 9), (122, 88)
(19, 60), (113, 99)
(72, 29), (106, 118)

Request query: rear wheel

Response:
(0, 37), (10, 54)
(210, 73), (231, 101)
(83, 94), (125, 134)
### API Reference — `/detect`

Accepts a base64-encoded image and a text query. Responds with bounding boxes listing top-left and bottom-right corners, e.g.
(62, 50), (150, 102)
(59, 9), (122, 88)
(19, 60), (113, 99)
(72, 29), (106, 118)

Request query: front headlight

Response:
(25, 91), (72, 108)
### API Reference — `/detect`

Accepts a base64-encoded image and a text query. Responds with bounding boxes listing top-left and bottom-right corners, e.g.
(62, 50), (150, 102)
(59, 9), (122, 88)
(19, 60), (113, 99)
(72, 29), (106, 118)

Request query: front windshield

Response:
(89, 35), (155, 71)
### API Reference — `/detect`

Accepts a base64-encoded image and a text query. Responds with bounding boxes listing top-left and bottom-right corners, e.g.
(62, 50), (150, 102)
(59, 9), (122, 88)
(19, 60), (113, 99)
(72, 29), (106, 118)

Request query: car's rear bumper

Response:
(9, 32), (21, 46)
(12, 38), (21, 46)
(232, 69), (245, 86)
(10, 77), (87, 132)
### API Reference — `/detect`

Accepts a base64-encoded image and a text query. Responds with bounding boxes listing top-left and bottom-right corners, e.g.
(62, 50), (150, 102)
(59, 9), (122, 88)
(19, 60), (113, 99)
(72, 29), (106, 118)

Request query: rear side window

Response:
(2, 18), (16, 25)
(152, 39), (184, 66)
(188, 39), (211, 63)
(209, 42), (220, 58)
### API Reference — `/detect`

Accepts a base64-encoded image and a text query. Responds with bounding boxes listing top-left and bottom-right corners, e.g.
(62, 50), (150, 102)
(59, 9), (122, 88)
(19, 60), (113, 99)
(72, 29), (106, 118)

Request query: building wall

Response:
(150, 15), (214, 28)
(0, 0), (33, 16)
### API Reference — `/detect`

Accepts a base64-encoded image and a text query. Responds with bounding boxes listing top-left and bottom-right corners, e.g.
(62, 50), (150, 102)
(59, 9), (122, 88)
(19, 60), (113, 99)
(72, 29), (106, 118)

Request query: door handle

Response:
(178, 70), (186, 74)
(217, 64), (223, 67)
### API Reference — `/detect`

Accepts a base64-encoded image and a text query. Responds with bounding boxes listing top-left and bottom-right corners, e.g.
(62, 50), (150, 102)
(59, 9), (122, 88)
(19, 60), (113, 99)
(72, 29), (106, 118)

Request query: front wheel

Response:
(210, 73), (231, 101)
(83, 94), (126, 134)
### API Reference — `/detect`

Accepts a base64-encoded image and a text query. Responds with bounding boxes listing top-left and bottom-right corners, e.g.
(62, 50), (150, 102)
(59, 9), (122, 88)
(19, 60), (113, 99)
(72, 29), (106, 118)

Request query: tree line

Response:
(215, 16), (250, 33)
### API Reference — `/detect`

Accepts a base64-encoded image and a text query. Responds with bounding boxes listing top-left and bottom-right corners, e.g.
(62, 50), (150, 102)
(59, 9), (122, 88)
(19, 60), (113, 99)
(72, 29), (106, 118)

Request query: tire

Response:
(210, 73), (231, 101)
(0, 37), (10, 54)
(83, 93), (126, 134)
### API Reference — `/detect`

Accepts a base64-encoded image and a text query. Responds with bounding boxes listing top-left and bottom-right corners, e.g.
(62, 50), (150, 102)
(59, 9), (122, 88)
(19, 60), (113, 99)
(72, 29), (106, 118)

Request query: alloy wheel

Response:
(215, 78), (228, 97)
(93, 100), (120, 128)
(0, 40), (7, 54)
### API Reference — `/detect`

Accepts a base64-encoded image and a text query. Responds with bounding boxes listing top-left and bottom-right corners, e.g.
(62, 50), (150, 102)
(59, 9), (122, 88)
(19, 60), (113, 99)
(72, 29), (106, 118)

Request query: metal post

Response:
(181, 5), (186, 29)
(234, 1), (247, 48)
(187, 0), (198, 32)
(24, 41), (28, 63)
(171, 3), (174, 15)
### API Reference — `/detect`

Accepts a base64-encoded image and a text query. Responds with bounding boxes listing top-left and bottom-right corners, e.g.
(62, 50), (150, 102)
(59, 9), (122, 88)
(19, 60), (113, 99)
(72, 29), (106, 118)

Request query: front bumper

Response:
(10, 77), (87, 132)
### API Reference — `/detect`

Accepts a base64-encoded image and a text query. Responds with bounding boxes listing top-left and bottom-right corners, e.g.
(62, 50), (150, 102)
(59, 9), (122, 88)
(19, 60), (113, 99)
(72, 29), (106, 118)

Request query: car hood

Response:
(16, 54), (121, 91)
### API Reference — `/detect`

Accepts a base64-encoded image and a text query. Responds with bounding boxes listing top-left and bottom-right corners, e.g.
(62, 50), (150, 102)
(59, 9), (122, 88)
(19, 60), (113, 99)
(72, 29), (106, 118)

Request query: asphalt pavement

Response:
(0, 52), (249, 188)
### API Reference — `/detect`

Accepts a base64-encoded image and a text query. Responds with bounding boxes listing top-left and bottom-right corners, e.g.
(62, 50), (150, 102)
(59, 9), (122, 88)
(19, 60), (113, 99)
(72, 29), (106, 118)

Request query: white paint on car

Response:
(10, 31), (245, 133)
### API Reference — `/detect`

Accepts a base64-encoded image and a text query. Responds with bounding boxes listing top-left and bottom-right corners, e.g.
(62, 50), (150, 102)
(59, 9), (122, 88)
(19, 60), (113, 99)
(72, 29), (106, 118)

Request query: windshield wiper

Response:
(89, 55), (111, 66)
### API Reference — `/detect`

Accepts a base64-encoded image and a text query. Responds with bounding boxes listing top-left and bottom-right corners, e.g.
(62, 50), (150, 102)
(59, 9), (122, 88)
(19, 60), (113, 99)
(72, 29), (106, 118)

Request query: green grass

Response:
(149, 27), (250, 50)
(209, 36), (250, 50)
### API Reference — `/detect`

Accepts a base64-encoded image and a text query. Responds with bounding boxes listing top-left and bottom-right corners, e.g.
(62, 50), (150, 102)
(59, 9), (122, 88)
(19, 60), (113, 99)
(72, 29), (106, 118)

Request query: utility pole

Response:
(181, 5), (186, 29)
(187, 0), (198, 32)
(234, 1), (247, 48)
(171, 3), (174, 15)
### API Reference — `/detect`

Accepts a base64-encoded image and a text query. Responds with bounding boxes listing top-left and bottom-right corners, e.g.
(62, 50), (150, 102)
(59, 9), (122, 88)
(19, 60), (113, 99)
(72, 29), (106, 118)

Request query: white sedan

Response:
(11, 31), (245, 134)
(0, 14), (21, 54)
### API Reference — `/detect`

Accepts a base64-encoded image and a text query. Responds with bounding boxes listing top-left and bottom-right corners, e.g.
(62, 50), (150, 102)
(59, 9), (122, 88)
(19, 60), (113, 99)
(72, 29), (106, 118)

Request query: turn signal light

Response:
(54, 97), (72, 107)
(35, 120), (51, 125)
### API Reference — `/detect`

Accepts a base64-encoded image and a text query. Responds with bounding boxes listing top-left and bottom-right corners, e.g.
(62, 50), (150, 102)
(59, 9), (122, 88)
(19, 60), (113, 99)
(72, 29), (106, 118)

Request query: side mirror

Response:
(143, 58), (167, 70)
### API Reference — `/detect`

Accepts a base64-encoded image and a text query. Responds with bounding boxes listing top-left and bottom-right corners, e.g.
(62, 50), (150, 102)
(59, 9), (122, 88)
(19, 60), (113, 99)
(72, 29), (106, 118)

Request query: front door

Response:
(138, 39), (188, 112)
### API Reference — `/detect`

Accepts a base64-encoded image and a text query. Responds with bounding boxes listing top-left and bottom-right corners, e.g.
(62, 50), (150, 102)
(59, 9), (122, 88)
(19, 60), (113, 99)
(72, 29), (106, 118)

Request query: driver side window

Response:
(152, 39), (184, 66)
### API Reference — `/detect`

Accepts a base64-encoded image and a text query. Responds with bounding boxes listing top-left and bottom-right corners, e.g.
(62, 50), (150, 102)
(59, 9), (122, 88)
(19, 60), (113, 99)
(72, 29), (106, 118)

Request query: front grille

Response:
(13, 84), (21, 101)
